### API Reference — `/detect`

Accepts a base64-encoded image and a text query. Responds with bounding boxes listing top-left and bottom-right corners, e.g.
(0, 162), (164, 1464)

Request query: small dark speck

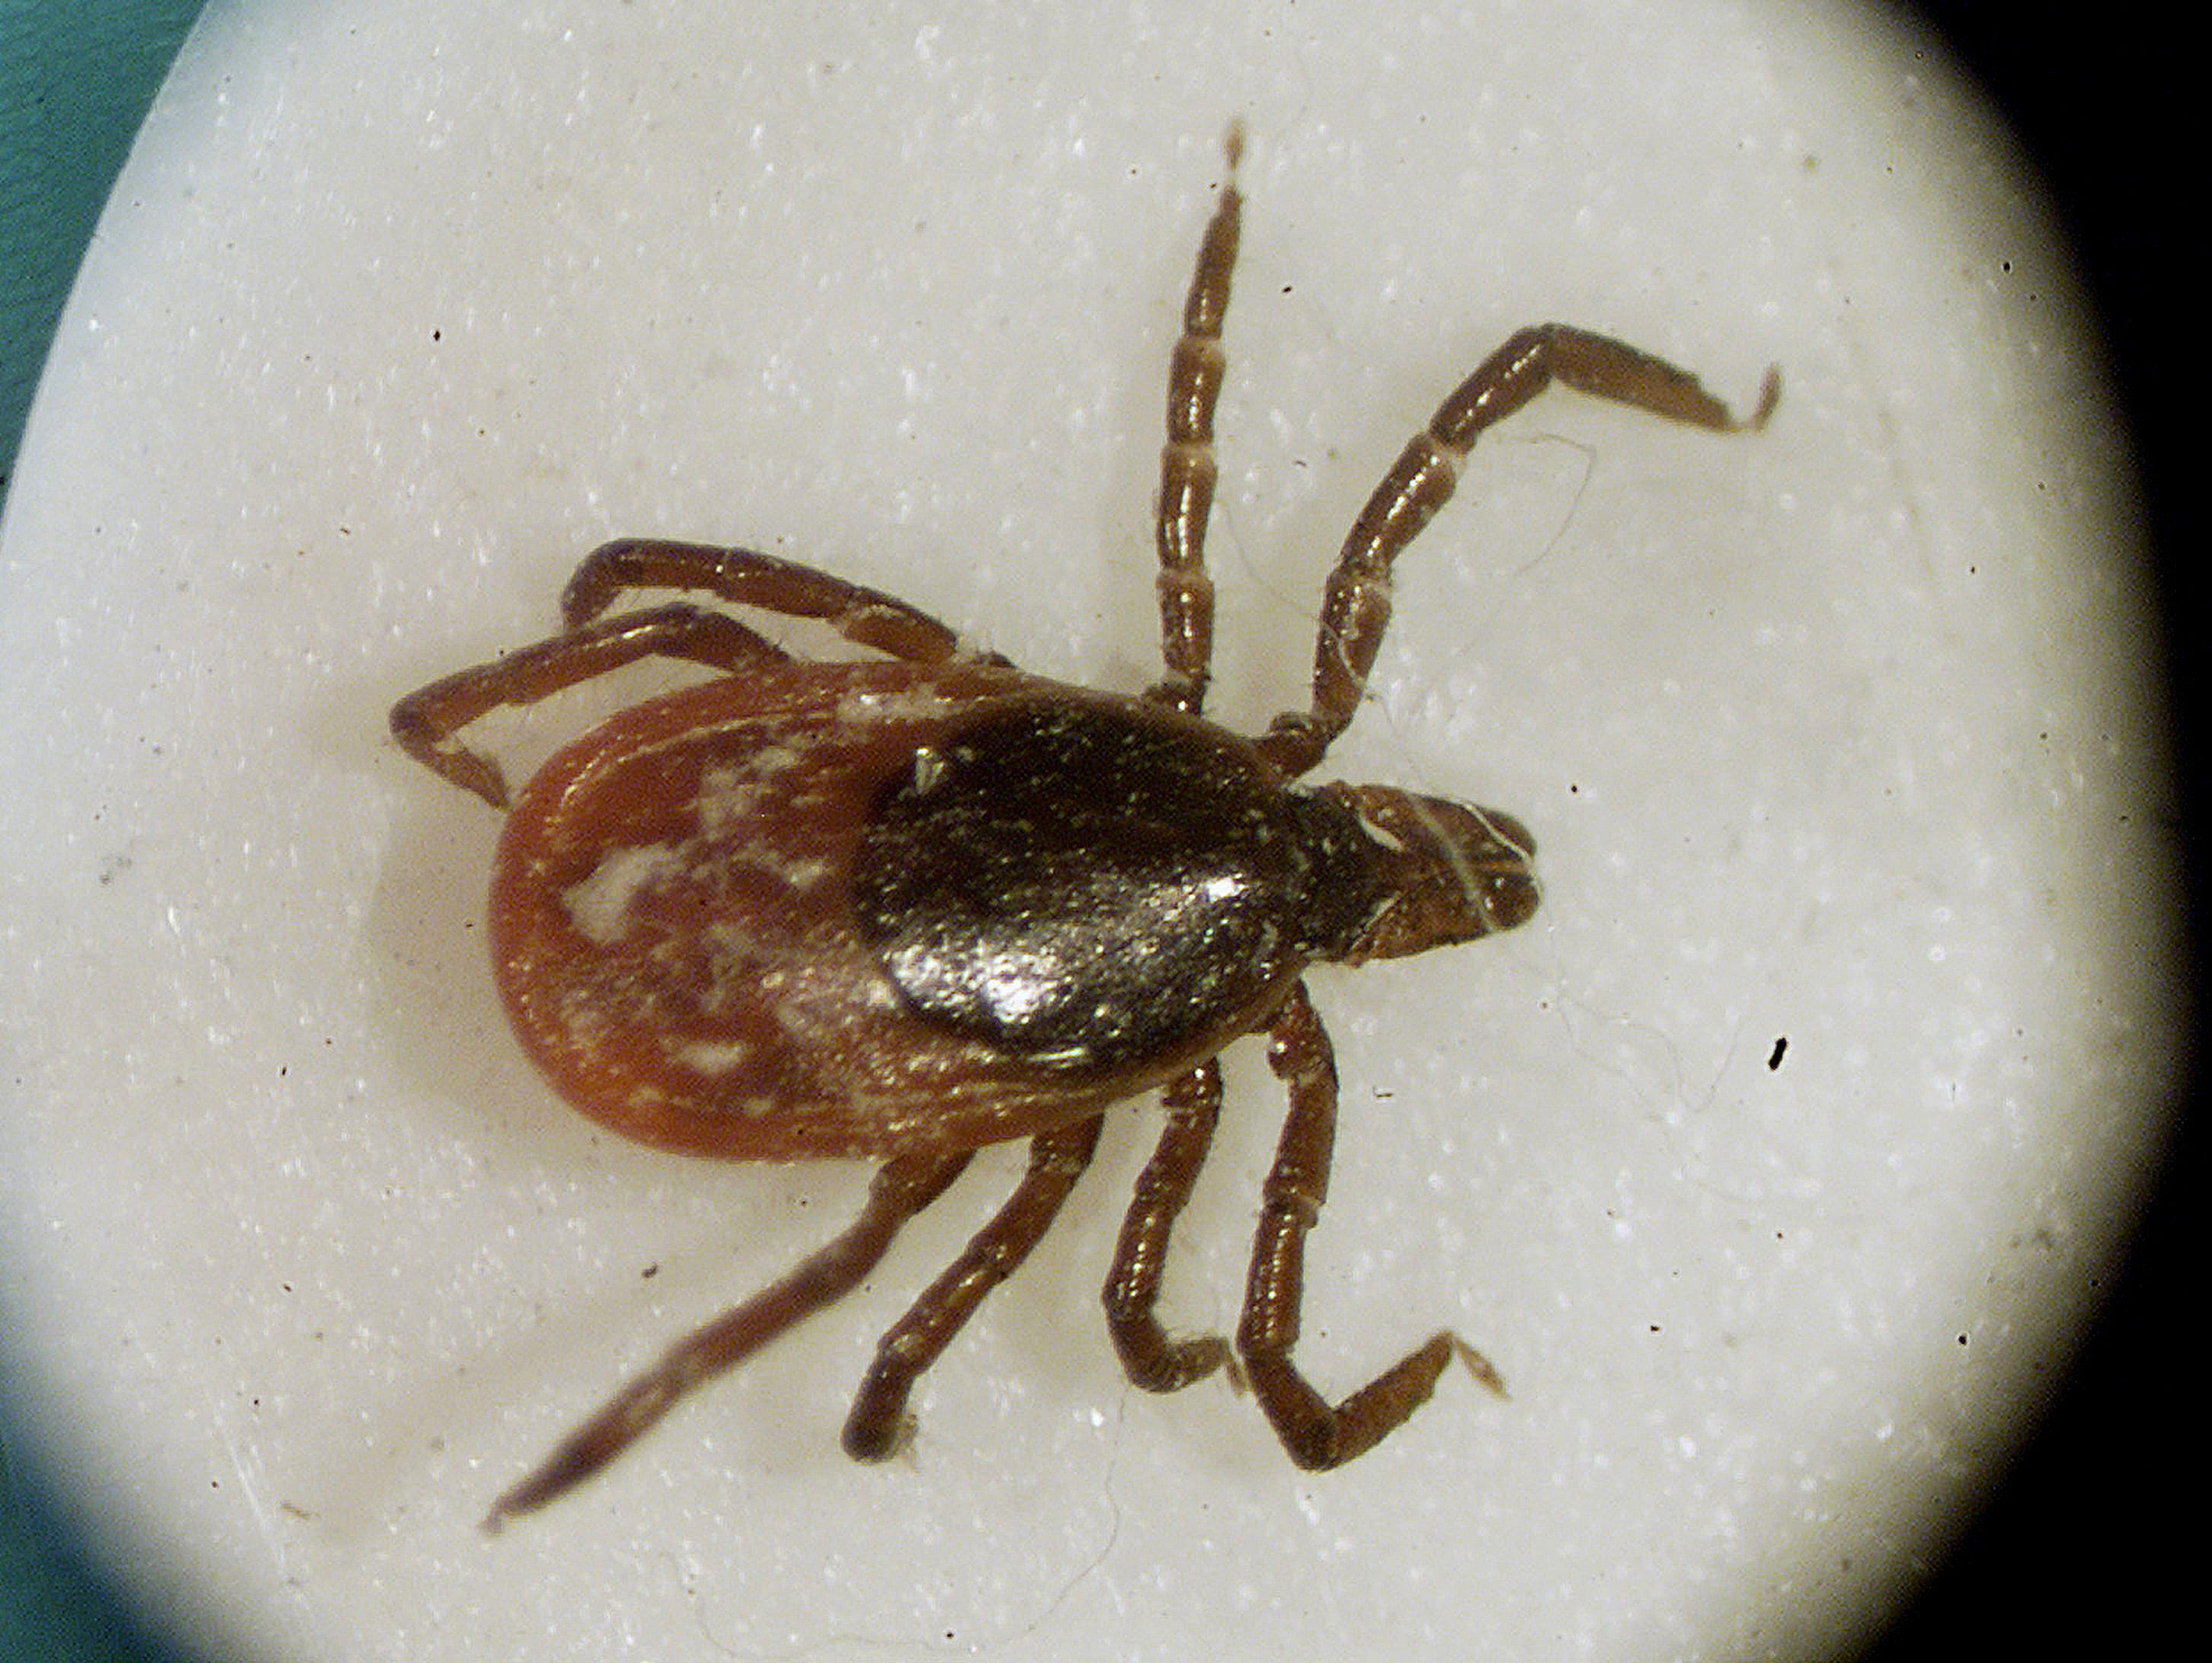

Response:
(1767, 1036), (1788, 1070)
(431, 328), (442, 341)
(641, 1263), (659, 1279)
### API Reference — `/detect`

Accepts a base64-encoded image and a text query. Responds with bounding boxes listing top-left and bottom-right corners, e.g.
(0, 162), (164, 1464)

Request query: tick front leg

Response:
(562, 538), (969, 665)
(1258, 326), (1779, 778)
(1237, 983), (1504, 1469)
(391, 603), (785, 808)
(1148, 123), (1244, 717)
(482, 1150), (972, 1531)
(1103, 1060), (1234, 1392)
(841, 1116), (1106, 1460)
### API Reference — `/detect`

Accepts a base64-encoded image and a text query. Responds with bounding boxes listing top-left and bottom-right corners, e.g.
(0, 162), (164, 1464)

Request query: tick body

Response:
(391, 123), (1775, 1530)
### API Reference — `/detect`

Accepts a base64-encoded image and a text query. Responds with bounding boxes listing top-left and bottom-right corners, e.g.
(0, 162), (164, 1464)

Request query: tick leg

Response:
(842, 1116), (1106, 1459)
(1256, 327), (1781, 777)
(1236, 982), (1505, 1469)
(1103, 1060), (1234, 1391)
(391, 603), (785, 808)
(562, 538), (968, 665)
(1148, 123), (1243, 717)
(482, 1150), (972, 1532)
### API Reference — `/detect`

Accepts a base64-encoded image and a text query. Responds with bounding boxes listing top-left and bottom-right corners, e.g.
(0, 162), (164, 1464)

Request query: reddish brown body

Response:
(391, 123), (1774, 1529)
(494, 660), (1320, 1160)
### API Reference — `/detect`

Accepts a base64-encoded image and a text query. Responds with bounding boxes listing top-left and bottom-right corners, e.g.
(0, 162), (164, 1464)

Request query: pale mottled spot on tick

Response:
(561, 843), (685, 945)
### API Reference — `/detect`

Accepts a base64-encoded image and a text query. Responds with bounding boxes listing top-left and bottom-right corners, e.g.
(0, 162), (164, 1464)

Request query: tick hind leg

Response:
(392, 602), (788, 808)
(1237, 983), (1504, 1469)
(1148, 123), (1244, 717)
(841, 1116), (1107, 1460)
(562, 538), (969, 665)
(1256, 328), (1780, 778)
(482, 1150), (973, 1532)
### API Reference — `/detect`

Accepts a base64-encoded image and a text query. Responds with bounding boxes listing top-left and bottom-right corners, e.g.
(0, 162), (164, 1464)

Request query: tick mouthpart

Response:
(1326, 785), (1541, 959)
(1410, 793), (1542, 933)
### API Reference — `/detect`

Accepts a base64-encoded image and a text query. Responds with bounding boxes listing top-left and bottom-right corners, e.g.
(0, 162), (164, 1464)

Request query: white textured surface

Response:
(0, 2), (2179, 1660)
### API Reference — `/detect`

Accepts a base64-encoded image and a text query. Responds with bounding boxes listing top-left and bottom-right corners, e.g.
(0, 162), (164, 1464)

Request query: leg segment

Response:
(1237, 982), (1504, 1469)
(841, 1116), (1106, 1459)
(1103, 1060), (1234, 1392)
(482, 1150), (973, 1531)
(392, 602), (786, 808)
(562, 538), (967, 665)
(1257, 326), (1781, 777)
(1148, 123), (1244, 716)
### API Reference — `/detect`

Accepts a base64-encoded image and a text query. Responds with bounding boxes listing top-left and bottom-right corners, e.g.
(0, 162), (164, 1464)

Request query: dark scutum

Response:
(853, 697), (1381, 1070)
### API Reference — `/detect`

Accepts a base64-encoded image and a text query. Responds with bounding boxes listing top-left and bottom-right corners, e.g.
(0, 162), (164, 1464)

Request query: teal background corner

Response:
(1, 0), (211, 500)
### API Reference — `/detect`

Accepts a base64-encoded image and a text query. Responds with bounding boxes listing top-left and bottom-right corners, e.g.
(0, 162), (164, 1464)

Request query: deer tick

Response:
(390, 123), (1777, 1530)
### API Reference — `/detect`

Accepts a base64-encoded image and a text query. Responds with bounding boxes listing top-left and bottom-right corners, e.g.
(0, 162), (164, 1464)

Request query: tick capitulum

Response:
(389, 120), (1776, 1530)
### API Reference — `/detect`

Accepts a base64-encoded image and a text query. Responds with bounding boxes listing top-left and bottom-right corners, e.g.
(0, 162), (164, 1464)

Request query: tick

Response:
(391, 125), (1777, 1530)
